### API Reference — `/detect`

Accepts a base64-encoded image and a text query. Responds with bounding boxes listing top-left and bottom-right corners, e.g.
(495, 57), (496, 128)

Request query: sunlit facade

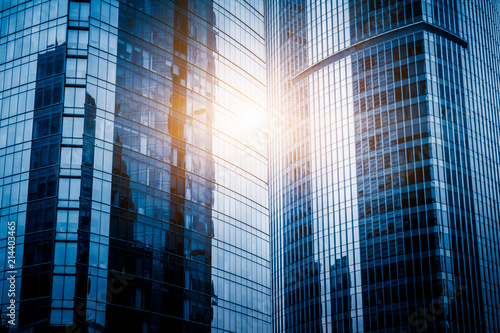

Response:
(267, 1), (500, 332)
(0, 0), (270, 331)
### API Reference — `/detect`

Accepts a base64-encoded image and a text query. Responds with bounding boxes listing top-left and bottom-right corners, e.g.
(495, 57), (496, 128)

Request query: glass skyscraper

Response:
(267, 1), (499, 332)
(0, 0), (270, 332)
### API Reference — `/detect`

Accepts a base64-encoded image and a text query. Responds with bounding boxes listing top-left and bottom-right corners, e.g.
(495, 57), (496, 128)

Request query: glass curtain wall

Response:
(0, 0), (270, 332)
(267, 0), (500, 332)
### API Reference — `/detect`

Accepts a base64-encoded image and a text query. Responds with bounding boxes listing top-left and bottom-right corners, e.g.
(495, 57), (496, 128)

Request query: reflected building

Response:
(267, 0), (500, 332)
(330, 256), (352, 333)
(0, 0), (269, 332)
(266, 1), (323, 333)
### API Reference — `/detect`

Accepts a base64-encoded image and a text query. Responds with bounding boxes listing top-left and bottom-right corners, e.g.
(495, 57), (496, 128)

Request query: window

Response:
(30, 137), (60, 169)
(68, 29), (89, 49)
(33, 105), (61, 139)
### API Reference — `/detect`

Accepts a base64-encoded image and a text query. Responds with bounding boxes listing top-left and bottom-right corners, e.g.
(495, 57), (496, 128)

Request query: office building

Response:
(0, 0), (270, 331)
(267, 0), (500, 332)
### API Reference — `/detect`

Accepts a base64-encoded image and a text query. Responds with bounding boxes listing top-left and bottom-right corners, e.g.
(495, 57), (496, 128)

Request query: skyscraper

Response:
(0, 0), (270, 332)
(267, 1), (500, 332)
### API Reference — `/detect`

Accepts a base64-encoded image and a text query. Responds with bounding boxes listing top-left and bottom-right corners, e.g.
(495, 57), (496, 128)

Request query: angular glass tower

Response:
(0, 0), (270, 331)
(267, 1), (500, 332)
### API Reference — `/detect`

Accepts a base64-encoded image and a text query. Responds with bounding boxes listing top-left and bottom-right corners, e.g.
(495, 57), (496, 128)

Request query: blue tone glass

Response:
(267, 0), (500, 332)
(0, 0), (269, 331)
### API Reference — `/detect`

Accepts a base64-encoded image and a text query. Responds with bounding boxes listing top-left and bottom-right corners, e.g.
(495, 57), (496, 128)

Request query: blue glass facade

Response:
(0, 0), (270, 332)
(267, 1), (499, 332)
